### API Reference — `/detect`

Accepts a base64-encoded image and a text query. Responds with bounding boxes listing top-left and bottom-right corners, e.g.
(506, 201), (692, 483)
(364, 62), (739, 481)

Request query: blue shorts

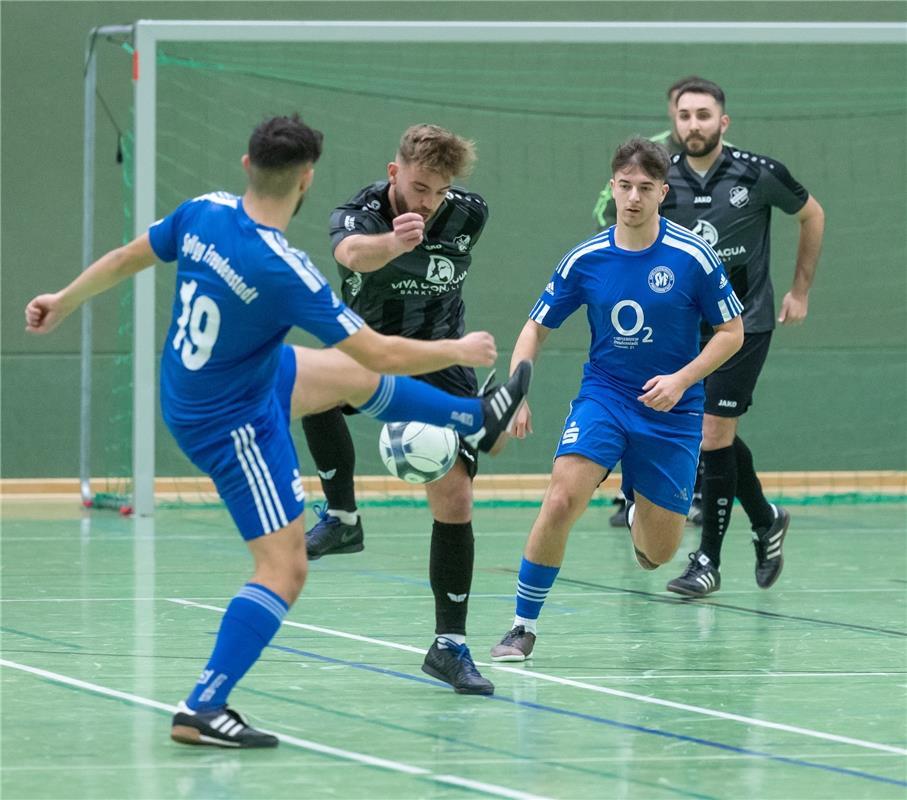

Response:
(554, 391), (702, 516)
(165, 345), (304, 540)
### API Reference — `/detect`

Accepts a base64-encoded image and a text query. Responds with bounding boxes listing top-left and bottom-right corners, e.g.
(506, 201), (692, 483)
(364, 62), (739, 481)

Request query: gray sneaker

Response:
(490, 625), (536, 662)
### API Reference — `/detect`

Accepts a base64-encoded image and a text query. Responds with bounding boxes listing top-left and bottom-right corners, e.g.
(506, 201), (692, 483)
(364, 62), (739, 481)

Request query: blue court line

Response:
(267, 642), (907, 789)
(0, 627), (83, 650)
(241, 683), (718, 800)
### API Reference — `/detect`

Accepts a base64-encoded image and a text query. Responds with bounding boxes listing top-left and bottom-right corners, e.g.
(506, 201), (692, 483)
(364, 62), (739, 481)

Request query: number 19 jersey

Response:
(530, 217), (741, 415)
(149, 192), (364, 427)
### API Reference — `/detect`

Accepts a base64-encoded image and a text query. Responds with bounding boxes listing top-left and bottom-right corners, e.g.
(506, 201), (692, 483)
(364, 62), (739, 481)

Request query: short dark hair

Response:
(674, 79), (726, 110)
(667, 75), (706, 99)
(611, 137), (670, 182)
(247, 114), (323, 196)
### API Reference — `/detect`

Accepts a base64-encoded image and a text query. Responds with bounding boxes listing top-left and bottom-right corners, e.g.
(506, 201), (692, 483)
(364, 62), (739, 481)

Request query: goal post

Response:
(82, 19), (906, 516)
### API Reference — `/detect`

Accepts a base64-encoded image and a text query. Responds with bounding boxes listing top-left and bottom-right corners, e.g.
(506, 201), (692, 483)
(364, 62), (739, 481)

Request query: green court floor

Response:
(2, 499), (905, 799)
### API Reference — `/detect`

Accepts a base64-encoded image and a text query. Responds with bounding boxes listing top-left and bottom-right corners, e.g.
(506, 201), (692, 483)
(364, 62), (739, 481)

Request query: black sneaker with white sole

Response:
(171, 702), (278, 748)
(305, 504), (364, 561)
(489, 625), (536, 662)
(421, 639), (494, 695)
(666, 551), (721, 597)
(753, 505), (790, 588)
(464, 360), (533, 454)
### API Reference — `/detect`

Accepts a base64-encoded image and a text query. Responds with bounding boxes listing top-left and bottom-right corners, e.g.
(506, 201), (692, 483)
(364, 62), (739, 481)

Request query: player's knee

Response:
(543, 483), (584, 520)
(632, 532), (677, 569)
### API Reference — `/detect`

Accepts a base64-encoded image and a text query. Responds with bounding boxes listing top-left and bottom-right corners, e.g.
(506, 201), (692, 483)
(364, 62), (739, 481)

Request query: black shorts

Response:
(343, 364), (480, 479)
(703, 331), (772, 418)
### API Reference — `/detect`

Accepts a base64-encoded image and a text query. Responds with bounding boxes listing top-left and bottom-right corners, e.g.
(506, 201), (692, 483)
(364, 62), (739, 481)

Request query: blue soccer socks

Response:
(185, 583), (288, 712)
(358, 375), (482, 435)
(513, 558), (560, 634)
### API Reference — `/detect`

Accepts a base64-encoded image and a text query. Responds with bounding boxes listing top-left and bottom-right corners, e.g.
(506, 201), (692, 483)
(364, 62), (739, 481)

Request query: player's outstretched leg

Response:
(463, 360), (533, 454)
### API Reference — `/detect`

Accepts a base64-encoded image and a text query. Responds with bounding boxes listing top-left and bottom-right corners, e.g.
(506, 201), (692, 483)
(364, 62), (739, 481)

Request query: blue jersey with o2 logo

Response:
(148, 192), (364, 426)
(529, 217), (742, 415)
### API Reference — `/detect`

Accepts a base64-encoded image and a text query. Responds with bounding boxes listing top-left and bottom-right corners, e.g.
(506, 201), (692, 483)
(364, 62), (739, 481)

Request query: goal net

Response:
(83, 21), (906, 514)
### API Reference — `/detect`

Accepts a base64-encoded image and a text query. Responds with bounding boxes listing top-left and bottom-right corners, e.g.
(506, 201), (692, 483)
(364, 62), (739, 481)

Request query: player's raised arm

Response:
(25, 233), (156, 334)
(335, 324), (496, 375)
(334, 212), (425, 272)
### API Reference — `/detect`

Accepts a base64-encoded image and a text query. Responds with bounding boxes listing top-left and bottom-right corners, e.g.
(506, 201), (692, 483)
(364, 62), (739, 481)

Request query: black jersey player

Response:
(661, 79), (825, 597)
(301, 124), (498, 694)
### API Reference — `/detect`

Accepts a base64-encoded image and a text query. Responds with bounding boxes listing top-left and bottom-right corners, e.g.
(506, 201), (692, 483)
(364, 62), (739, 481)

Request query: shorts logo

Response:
(647, 266), (675, 294)
(454, 234), (471, 252)
(717, 399), (738, 408)
(545, 281), (555, 295)
(692, 219), (719, 246)
(561, 421), (580, 445)
(729, 186), (750, 208)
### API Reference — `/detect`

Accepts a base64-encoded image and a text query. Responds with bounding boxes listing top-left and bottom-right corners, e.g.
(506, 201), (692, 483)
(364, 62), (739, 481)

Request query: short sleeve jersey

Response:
(148, 192), (364, 426)
(661, 146), (809, 333)
(330, 181), (488, 340)
(529, 217), (742, 415)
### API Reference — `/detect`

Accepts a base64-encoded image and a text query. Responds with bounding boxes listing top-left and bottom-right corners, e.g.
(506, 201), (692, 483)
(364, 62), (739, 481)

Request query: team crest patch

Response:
(692, 218), (719, 246)
(454, 234), (471, 252)
(729, 186), (749, 208)
(647, 266), (675, 294)
(345, 272), (363, 297)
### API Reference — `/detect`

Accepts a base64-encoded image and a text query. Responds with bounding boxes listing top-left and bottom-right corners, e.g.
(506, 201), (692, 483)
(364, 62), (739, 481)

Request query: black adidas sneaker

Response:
(171, 702), (278, 748)
(666, 551), (721, 597)
(464, 360), (533, 455)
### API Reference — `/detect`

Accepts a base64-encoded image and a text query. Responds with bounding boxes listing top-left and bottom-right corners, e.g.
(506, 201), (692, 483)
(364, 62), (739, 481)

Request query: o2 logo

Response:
(610, 300), (653, 345)
(172, 280), (221, 370)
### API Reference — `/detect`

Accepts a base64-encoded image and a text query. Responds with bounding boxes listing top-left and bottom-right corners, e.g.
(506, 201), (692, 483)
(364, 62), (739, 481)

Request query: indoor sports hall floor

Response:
(1, 499), (905, 799)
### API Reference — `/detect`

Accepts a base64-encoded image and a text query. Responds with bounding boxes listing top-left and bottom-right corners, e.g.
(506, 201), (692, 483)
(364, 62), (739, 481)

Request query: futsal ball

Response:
(379, 422), (459, 484)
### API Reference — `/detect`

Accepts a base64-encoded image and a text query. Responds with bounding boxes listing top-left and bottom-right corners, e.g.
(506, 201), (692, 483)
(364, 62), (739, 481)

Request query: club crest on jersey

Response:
(425, 255), (456, 285)
(692, 219), (719, 246)
(367, 199), (381, 210)
(345, 272), (363, 297)
(729, 186), (750, 208)
(647, 266), (675, 294)
(454, 234), (471, 252)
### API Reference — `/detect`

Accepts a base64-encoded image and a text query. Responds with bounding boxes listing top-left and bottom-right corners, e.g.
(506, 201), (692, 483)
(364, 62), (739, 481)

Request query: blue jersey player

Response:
(25, 114), (531, 747)
(489, 138), (743, 662)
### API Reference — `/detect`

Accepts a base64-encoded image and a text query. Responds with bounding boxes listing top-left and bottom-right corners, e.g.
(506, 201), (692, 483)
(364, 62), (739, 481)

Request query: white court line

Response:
(3, 586), (906, 601)
(170, 598), (907, 756)
(0, 658), (551, 800)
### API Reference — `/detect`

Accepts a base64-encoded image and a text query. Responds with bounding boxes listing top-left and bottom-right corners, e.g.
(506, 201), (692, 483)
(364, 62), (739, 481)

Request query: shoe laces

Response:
(438, 639), (480, 671)
(500, 625), (527, 645)
(682, 552), (708, 578)
(311, 503), (337, 527)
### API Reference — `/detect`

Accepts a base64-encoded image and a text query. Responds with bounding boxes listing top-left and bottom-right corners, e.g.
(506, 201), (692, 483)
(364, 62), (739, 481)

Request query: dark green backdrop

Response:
(3, 1), (905, 480)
